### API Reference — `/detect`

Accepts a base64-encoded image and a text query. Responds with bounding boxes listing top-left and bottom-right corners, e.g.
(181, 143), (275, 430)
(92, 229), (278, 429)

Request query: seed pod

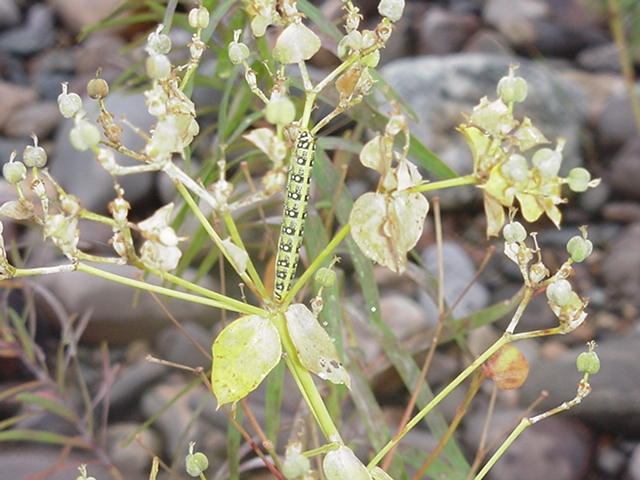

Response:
(485, 344), (529, 390)
(87, 78), (109, 99)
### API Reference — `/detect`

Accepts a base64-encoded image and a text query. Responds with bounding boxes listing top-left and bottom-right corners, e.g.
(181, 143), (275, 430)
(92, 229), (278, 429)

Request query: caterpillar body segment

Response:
(273, 130), (316, 302)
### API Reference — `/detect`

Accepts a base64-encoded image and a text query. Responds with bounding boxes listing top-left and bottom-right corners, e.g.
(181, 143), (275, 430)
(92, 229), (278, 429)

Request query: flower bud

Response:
(188, 6), (210, 29)
(546, 279), (572, 306)
(3, 159), (27, 184)
(503, 221), (526, 243)
(58, 88), (83, 118)
(185, 451), (209, 477)
(87, 78), (109, 99)
(566, 235), (593, 262)
(70, 119), (101, 151)
(567, 167), (591, 192)
(576, 350), (600, 374)
(378, 0), (405, 22)
(265, 96), (296, 126)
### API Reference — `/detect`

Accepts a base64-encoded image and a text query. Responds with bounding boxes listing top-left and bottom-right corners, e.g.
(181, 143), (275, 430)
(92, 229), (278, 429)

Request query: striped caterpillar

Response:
(273, 130), (316, 302)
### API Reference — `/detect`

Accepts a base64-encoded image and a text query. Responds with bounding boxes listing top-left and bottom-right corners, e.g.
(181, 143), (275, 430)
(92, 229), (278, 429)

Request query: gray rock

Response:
(107, 422), (163, 474)
(155, 322), (214, 369)
(50, 90), (156, 212)
(380, 54), (586, 208)
(3, 100), (59, 138)
(596, 83), (640, 150)
(416, 7), (481, 55)
(0, 4), (56, 56)
(464, 408), (593, 480)
(38, 265), (220, 344)
(0, 445), (146, 480)
(609, 137), (640, 200)
(0, 0), (20, 29)
(0, 81), (38, 131)
(109, 360), (169, 410)
(520, 333), (640, 436)
(601, 222), (640, 305)
(418, 241), (490, 320)
(577, 42), (623, 72)
(630, 443), (640, 480)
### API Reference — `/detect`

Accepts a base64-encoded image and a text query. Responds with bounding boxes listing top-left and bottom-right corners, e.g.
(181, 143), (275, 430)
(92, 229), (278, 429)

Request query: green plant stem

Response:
(281, 224), (351, 306)
(222, 212), (268, 298)
(76, 262), (264, 316)
(272, 312), (343, 443)
(367, 324), (564, 470)
(607, 0), (640, 134)
(474, 372), (592, 480)
(174, 180), (264, 298)
(409, 174), (477, 194)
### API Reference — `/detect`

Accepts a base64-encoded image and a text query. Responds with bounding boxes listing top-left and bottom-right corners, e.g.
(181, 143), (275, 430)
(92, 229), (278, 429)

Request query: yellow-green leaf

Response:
(211, 315), (281, 406)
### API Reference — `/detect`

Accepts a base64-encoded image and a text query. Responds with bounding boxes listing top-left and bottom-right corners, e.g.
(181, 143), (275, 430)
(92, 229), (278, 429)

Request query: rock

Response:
(0, 0), (20, 29)
(380, 54), (586, 208)
(109, 360), (168, 411)
(38, 265), (219, 344)
(47, 0), (126, 34)
(418, 241), (490, 320)
(0, 445), (146, 480)
(464, 408), (593, 480)
(107, 422), (162, 473)
(0, 82), (38, 131)
(3, 100), (60, 138)
(463, 29), (514, 55)
(577, 42), (623, 72)
(603, 201), (640, 224)
(630, 443), (640, 480)
(601, 223), (640, 306)
(483, 0), (606, 56)
(0, 4), (56, 56)
(50, 89), (156, 212)
(30, 47), (77, 100)
(609, 137), (640, 200)
(155, 322), (214, 369)
(595, 84), (640, 150)
(416, 7), (481, 55)
(520, 333), (640, 436)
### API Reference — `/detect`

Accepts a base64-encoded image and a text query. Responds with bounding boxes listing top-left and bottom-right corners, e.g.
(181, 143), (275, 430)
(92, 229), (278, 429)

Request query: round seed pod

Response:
(485, 344), (529, 390)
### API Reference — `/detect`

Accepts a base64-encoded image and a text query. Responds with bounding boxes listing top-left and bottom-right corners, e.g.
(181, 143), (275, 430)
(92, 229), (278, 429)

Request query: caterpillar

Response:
(273, 130), (316, 302)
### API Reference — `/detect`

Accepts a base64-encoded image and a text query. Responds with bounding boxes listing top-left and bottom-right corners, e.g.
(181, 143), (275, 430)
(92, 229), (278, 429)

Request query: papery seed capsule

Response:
(3, 160), (27, 184)
(265, 96), (296, 125)
(485, 344), (529, 390)
(576, 350), (600, 374)
(546, 279), (572, 306)
(503, 221), (527, 243)
(185, 451), (209, 477)
(532, 147), (561, 178)
(567, 167), (591, 192)
(188, 6), (210, 29)
(87, 78), (109, 99)
(497, 73), (528, 103)
(566, 235), (593, 262)
(23, 144), (47, 168)
(58, 90), (83, 118)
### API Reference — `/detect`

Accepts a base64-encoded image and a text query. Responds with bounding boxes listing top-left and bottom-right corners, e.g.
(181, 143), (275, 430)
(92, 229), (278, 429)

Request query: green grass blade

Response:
(15, 392), (77, 423)
(0, 429), (91, 449)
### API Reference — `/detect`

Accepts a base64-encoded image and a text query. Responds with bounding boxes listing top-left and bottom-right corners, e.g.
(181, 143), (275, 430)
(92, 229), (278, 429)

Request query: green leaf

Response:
(15, 392), (77, 423)
(285, 304), (350, 387)
(211, 315), (281, 406)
